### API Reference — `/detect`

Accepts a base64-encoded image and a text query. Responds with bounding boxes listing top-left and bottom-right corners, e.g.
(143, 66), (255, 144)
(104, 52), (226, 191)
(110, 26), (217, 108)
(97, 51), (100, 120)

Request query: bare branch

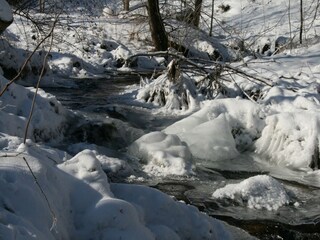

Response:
(0, 16), (59, 97)
(125, 51), (273, 86)
(24, 21), (55, 144)
(22, 157), (57, 231)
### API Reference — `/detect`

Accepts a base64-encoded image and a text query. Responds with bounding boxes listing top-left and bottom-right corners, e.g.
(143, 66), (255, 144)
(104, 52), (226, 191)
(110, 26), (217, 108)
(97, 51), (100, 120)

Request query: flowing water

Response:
(44, 75), (320, 240)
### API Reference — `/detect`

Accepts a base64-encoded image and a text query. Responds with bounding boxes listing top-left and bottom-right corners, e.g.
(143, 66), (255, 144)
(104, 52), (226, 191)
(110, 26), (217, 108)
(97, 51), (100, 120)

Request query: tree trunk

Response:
(193, 0), (202, 27)
(209, 0), (214, 36)
(300, 0), (303, 44)
(147, 0), (168, 51)
(123, 0), (130, 11)
(39, 0), (45, 12)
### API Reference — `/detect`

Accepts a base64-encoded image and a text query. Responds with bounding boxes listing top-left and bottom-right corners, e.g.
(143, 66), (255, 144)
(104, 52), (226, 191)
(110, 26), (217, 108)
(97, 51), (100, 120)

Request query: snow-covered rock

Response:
(0, 0), (13, 34)
(212, 175), (292, 211)
(128, 131), (193, 176)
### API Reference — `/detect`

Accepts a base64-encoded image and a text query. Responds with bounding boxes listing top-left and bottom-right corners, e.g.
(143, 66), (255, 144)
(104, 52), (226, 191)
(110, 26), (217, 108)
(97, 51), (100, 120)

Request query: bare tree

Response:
(209, 0), (214, 36)
(147, 0), (168, 51)
(123, 0), (130, 11)
(193, 0), (203, 27)
(39, 0), (45, 13)
(300, 0), (303, 44)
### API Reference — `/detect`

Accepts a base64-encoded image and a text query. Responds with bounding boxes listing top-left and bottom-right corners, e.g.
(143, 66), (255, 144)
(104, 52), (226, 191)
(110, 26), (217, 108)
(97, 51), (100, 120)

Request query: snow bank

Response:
(0, 143), (237, 239)
(112, 183), (233, 240)
(0, 75), (69, 142)
(128, 131), (193, 176)
(212, 175), (292, 211)
(0, 143), (70, 240)
(164, 99), (264, 160)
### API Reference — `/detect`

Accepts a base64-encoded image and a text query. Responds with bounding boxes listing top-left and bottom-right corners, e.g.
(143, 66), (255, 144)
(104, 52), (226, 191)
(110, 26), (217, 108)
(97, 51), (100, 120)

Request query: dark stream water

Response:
(44, 74), (320, 240)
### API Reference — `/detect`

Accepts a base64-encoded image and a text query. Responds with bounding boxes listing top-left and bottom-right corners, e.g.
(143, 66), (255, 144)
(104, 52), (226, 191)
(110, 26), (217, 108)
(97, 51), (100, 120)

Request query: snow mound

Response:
(128, 131), (193, 176)
(0, 144), (236, 239)
(212, 175), (292, 211)
(0, 76), (69, 142)
(164, 99), (264, 160)
(68, 142), (134, 178)
(112, 183), (233, 240)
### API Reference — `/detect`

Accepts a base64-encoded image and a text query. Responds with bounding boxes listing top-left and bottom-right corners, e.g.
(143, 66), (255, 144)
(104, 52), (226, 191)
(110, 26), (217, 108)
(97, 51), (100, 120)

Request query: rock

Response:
(0, 0), (13, 34)
(275, 36), (290, 54)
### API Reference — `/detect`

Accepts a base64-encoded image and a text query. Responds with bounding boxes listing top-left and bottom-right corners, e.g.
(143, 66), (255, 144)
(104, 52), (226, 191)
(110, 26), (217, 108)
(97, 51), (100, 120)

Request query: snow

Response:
(0, 145), (237, 239)
(164, 99), (264, 160)
(0, 66), (236, 239)
(68, 142), (134, 177)
(255, 111), (320, 170)
(137, 68), (200, 112)
(212, 175), (292, 211)
(0, 0), (13, 22)
(111, 183), (233, 240)
(1, 0), (320, 238)
(0, 76), (68, 143)
(128, 131), (194, 176)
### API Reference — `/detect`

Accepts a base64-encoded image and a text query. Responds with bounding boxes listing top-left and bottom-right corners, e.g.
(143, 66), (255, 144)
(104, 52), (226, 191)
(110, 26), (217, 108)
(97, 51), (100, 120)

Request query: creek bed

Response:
(44, 74), (320, 240)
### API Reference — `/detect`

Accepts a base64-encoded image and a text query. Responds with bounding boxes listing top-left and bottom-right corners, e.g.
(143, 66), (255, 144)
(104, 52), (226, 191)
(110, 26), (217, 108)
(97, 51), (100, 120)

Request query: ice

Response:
(164, 99), (264, 160)
(255, 111), (320, 170)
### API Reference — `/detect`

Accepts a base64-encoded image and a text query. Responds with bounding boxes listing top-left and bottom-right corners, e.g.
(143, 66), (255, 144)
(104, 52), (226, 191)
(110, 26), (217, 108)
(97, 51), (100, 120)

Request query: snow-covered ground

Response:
(1, 0), (320, 239)
(0, 57), (251, 239)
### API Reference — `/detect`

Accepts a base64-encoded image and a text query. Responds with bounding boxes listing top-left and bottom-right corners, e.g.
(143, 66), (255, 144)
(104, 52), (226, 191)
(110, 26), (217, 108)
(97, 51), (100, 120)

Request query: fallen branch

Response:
(125, 50), (274, 86)
(224, 64), (273, 86)
(22, 157), (57, 231)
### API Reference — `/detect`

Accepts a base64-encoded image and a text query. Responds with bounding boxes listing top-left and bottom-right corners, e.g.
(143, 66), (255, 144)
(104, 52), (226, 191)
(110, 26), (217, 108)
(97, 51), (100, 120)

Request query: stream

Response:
(44, 74), (320, 240)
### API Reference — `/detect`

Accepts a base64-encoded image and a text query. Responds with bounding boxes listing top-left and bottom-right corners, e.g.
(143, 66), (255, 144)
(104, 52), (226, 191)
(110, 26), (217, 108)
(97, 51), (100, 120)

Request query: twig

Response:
(224, 64), (273, 86)
(23, 20), (56, 144)
(0, 16), (59, 97)
(226, 69), (256, 103)
(125, 50), (274, 86)
(0, 151), (24, 158)
(22, 157), (57, 231)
